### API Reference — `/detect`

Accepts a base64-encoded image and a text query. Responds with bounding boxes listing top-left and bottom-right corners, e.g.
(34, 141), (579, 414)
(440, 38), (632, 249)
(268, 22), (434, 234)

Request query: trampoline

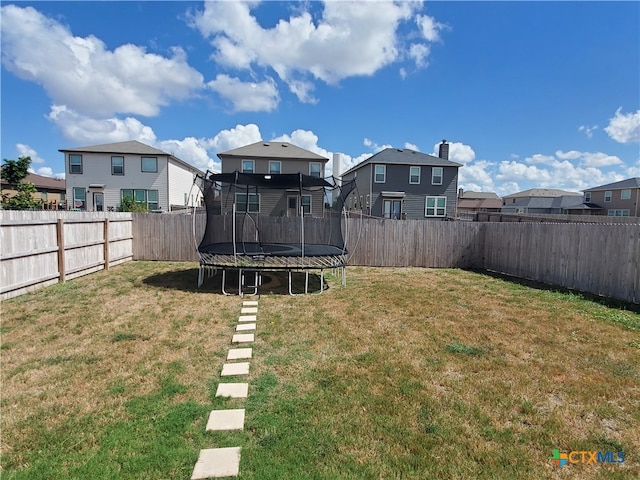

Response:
(195, 171), (356, 295)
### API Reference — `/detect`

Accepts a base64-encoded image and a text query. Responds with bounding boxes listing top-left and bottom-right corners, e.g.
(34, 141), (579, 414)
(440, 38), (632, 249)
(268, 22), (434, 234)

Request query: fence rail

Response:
(2, 212), (638, 304)
(1, 211), (133, 299)
(130, 213), (639, 303)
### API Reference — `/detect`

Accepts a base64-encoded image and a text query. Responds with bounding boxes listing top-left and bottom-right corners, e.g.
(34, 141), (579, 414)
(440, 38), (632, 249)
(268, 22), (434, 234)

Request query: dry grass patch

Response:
(1, 264), (639, 479)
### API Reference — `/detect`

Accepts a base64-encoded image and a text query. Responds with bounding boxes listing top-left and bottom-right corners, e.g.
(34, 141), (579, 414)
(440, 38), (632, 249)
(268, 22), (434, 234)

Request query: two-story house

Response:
(340, 141), (461, 220)
(60, 140), (203, 212)
(580, 177), (640, 217)
(217, 141), (329, 217)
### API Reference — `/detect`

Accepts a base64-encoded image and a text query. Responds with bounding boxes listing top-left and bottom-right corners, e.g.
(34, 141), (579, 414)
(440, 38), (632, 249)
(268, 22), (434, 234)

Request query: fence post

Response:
(104, 218), (110, 270)
(57, 219), (66, 282)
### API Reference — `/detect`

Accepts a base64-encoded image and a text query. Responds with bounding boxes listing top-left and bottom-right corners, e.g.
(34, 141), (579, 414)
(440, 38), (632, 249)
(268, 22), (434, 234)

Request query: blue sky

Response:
(1, 0), (639, 195)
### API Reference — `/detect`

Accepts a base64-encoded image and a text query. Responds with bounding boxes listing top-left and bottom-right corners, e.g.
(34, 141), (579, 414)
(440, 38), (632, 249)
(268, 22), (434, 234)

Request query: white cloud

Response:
(526, 153), (557, 165)
(192, 1), (435, 100)
(207, 74), (279, 112)
(363, 138), (393, 153)
(47, 105), (157, 145)
(416, 14), (446, 42)
(408, 43), (430, 68)
(578, 124), (598, 139)
(604, 108), (640, 143)
(432, 141), (476, 164)
(1, 5), (203, 117)
(458, 160), (495, 192)
(203, 124), (263, 154)
(157, 137), (216, 172)
(404, 142), (419, 151)
(579, 152), (623, 168)
(16, 143), (45, 164)
(554, 150), (582, 161)
(496, 161), (553, 185)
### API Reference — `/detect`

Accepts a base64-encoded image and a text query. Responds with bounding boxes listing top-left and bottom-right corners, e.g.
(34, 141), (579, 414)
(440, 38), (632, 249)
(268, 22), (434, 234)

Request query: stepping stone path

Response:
(191, 299), (259, 479)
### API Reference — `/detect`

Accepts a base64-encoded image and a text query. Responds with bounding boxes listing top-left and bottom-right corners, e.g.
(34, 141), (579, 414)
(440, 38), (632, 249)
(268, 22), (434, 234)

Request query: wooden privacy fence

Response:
(132, 214), (639, 303)
(1, 211), (133, 299)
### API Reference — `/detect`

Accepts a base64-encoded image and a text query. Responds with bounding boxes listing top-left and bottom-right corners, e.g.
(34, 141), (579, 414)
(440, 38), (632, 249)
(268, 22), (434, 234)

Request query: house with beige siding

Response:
(340, 141), (461, 220)
(217, 141), (329, 217)
(1, 171), (66, 209)
(579, 177), (640, 217)
(60, 141), (203, 212)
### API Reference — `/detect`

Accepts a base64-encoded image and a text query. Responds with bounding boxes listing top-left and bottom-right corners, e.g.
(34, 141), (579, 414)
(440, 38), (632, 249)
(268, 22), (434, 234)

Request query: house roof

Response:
(503, 188), (581, 199)
(59, 140), (203, 174)
(459, 191), (501, 200)
(504, 195), (586, 210)
(217, 141), (328, 161)
(564, 203), (603, 211)
(59, 140), (168, 156)
(342, 147), (461, 177)
(584, 177), (640, 192)
(1, 169), (66, 192)
(458, 198), (503, 210)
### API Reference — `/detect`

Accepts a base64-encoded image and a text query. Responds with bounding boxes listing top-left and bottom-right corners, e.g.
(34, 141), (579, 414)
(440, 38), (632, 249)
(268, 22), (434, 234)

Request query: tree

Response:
(1, 157), (43, 210)
(117, 196), (148, 213)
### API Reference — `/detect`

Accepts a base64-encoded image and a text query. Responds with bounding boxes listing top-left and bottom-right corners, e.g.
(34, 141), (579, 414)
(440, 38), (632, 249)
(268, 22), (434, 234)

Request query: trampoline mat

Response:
(199, 242), (346, 257)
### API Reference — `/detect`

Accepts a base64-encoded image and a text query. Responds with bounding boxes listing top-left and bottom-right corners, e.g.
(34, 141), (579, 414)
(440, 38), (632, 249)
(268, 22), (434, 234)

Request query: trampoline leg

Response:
(304, 271), (309, 294)
(198, 265), (204, 288)
(222, 269), (233, 296)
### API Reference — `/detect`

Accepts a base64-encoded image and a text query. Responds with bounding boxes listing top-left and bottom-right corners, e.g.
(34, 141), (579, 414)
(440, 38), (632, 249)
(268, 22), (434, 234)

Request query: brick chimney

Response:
(438, 140), (449, 160)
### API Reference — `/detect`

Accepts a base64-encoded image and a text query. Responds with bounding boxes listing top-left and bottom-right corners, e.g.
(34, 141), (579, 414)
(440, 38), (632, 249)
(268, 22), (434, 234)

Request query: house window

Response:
(120, 189), (158, 210)
(374, 165), (386, 183)
(608, 209), (630, 216)
(425, 196), (446, 217)
(409, 166), (421, 184)
(269, 161), (281, 174)
(301, 195), (312, 214)
(111, 156), (124, 175)
(604, 191), (612, 202)
(309, 162), (322, 178)
(621, 189), (631, 200)
(141, 157), (157, 173)
(235, 193), (260, 213)
(432, 167), (443, 185)
(147, 190), (159, 210)
(41, 192), (48, 201)
(384, 199), (402, 219)
(242, 160), (255, 174)
(73, 187), (86, 210)
(69, 154), (83, 174)
(584, 192), (591, 203)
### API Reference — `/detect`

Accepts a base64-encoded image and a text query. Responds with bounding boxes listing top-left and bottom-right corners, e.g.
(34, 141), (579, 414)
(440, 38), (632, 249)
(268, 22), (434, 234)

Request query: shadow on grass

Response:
(470, 268), (640, 314)
(143, 267), (327, 296)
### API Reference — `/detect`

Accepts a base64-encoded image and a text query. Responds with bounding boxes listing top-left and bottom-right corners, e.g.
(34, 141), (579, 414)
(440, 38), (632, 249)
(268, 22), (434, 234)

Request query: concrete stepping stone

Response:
(232, 333), (254, 343)
(191, 447), (241, 479)
(216, 383), (248, 398)
(227, 348), (252, 360)
(206, 409), (245, 431)
(236, 323), (256, 332)
(238, 315), (257, 322)
(243, 301), (258, 306)
(240, 307), (258, 314)
(221, 362), (250, 376)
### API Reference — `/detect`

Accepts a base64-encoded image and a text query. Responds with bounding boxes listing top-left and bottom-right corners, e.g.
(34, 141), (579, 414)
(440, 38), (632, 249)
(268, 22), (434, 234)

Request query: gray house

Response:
(577, 177), (640, 217)
(501, 188), (583, 215)
(341, 141), (461, 219)
(217, 141), (329, 217)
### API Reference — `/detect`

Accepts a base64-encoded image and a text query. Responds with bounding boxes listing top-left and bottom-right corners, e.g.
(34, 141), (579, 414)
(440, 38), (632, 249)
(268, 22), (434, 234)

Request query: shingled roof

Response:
(342, 147), (461, 176)
(584, 177), (640, 192)
(217, 141), (328, 161)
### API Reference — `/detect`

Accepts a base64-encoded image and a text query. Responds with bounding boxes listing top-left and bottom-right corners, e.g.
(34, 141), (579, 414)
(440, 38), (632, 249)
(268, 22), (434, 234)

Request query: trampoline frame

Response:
(196, 172), (354, 296)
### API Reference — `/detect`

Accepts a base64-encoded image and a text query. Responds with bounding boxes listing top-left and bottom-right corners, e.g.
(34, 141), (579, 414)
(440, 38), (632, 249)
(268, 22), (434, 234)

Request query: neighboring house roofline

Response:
(1, 169), (66, 191)
(217, 141), (328, 162)
(342, 147), (461, 177)
(583, 177), (640, 192)
(59, 140), (203, 175)
(502, 188), (581, 198)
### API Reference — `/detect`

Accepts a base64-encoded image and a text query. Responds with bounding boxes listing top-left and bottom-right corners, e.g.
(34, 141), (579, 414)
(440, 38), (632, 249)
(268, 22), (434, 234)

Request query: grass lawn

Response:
(1, 262), (639, 479)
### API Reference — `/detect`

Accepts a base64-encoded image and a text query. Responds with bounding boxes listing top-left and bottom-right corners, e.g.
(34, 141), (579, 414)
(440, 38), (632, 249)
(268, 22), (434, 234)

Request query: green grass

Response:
(1, 263), (639, 479)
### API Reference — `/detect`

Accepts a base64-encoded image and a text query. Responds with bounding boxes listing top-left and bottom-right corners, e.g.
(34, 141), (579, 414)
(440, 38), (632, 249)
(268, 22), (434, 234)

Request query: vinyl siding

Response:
(168, 160), (202, 208)
(367, 164), (458, 219)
